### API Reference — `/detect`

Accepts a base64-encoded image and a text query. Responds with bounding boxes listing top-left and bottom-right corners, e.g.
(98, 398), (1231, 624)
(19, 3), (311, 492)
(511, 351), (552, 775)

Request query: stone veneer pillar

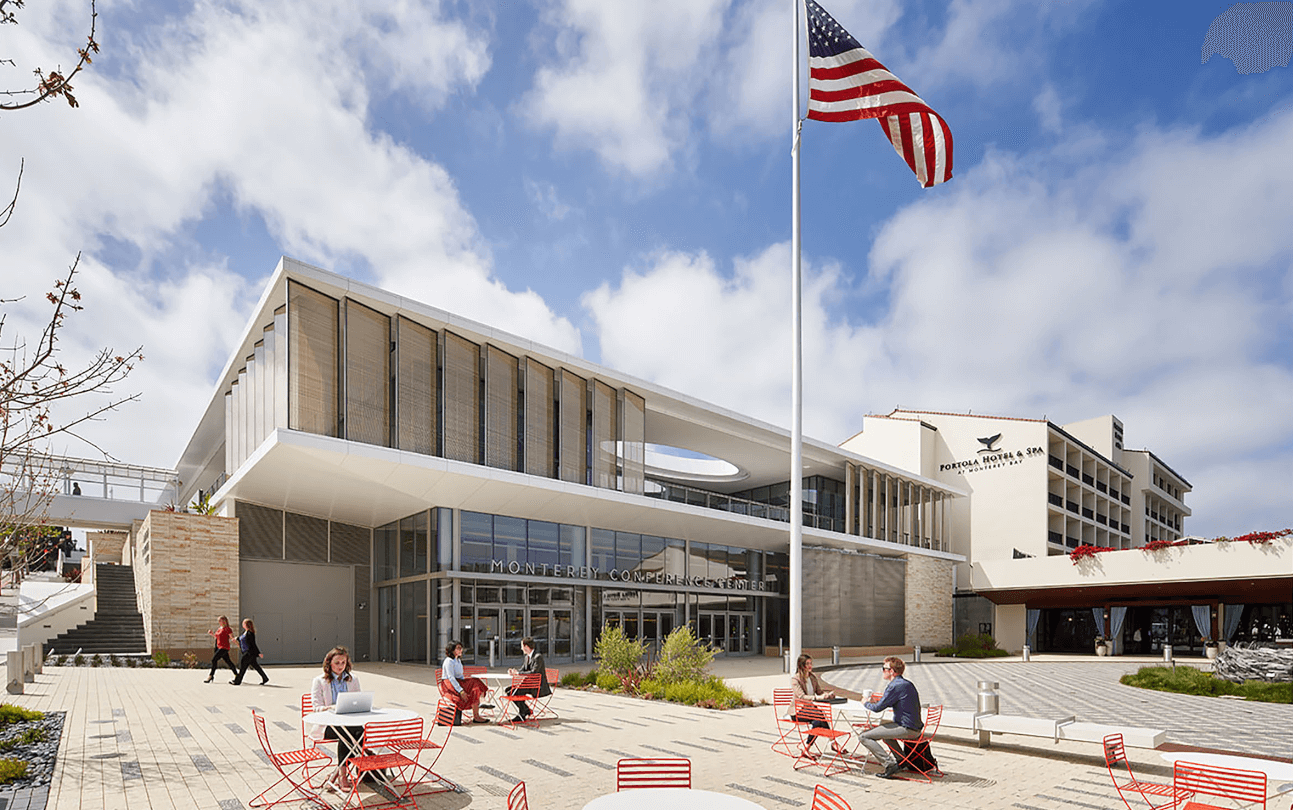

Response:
(904, 552), (954, 649)
(132, 511), (240, 660)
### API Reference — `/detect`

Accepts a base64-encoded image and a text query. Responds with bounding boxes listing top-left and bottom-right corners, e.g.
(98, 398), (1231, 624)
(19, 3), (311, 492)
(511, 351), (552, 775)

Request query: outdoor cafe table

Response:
(480, 673), (516, 722)
(1160, 752), (1293, 793)
(583, 788), (766, 809)
(301, 706), (421, 787)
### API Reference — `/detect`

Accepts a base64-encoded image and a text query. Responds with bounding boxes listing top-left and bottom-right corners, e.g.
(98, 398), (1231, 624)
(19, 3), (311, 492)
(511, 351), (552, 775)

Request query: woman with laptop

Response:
(439, 640), (490, 724)
(309, 646), (364, 788)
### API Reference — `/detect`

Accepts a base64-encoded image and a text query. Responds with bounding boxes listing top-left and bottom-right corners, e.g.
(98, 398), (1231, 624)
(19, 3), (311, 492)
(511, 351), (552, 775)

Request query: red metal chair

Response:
(1104, 734), (1176, 810)
(529, 667), (560, 720)
(501, 672), (543, 727)
(811, 784), (852, 810)
(300, 693), (338, 754)
(340, 718), (423, 810)
(507, 781), (529, 810)
(616, 757), (691, 790)
(381, 700), (460, 796)
(1173, 760), (1266, 810)
(771, 688), (809, 758)
(249, 711), (332, 810)
(888, 705), (944, 782)
(463, 665), (487, 677)
(792, 700), (851, 778)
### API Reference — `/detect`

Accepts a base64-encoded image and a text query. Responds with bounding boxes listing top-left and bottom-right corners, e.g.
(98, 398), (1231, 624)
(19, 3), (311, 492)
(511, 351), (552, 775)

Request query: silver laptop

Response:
(334, 691), (374, 714)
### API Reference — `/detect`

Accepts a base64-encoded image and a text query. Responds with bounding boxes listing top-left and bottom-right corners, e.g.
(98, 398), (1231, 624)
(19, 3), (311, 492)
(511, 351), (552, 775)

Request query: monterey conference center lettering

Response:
(489, 560), (769, 591)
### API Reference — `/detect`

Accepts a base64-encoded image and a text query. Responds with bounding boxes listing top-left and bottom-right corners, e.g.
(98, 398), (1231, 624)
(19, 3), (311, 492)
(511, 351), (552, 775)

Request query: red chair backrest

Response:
(617, 757), (691, 790)
(433, 699), (459, 729)
(361, 718), (424, 749)
(512, 672), (542, 691)
(811, 784), (852, 810)
(463, 665), (486, 677)
(545, 668), (559, 684)
(773, 688), (793, 708)
(921, 705), (942, 739)
(507, 780), (528, 810)
(1103, 734), (1127, 767)
(794, 700), (830, 725)
(252, 711), (274, 756)
(1173, 761), (1266, 808)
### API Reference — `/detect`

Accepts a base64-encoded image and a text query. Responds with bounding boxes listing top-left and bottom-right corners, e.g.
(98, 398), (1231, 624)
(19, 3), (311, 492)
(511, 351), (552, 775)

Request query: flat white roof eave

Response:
(214, 429), (963, 563)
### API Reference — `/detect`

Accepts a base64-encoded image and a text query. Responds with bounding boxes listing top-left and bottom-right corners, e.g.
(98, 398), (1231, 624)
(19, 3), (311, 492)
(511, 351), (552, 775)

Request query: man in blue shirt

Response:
(858, 656), (924, 778)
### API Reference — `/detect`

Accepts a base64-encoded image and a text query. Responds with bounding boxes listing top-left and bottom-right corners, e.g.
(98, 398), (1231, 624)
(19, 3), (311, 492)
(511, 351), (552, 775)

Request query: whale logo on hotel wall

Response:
(976, 433), (1003, 453)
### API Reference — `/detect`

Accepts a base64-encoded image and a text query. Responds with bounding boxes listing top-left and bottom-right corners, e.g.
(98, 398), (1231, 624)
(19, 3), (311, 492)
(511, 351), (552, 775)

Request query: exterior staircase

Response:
(47, 563), (147, 654)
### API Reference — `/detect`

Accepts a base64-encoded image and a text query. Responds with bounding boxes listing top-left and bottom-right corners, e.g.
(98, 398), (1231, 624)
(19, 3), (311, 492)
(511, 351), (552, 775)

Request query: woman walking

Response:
(438, 640), (489, 723)
(204, 616), (237, 683)
(230, 618), (269, 685)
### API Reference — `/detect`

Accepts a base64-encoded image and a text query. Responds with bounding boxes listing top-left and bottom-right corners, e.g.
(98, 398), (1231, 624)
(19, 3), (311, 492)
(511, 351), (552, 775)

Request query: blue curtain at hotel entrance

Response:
(1025, 609), (1040, 648)
(1091, 607), (1105, 637)
(1108, 607), (1127, 655)
(1223, 604), (1244, 642)
(1190, 605), (1212, 641)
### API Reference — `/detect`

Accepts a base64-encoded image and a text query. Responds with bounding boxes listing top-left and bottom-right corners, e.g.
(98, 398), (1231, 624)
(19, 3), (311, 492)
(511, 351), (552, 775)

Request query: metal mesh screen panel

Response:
(344, 299), (390, 447)
(396, 317), (436, 455)
(558, 369), (587, 484)
(330, 522), (371, 564)
(524, 358), (555, 478)
(620, 389), (645, 495)
(484, 345), (519, 470)
(285, 512), (329, 562)
(238, 502), (284, 560)
(442, 332), (480, 464)
(287, 280), (339, 436)
(591, 380), (617, 490)
(803, 548), (905, 646)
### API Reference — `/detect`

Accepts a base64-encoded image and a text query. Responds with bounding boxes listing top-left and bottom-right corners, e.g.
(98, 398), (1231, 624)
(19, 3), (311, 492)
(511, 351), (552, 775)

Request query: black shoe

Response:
(204, 677), (213, 683)
(261, 679), (270, 685)
(877, 763), (901, 779)
(230, 680), (240, 685)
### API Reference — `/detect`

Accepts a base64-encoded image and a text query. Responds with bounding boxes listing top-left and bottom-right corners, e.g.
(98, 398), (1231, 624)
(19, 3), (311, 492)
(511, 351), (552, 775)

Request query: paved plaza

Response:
(4, 654), (1290, 810)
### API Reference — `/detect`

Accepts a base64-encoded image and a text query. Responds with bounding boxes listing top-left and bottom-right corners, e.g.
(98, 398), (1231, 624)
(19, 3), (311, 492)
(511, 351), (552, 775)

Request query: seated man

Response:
(506, 637), (551, 722)
(856, 656), (923, 779)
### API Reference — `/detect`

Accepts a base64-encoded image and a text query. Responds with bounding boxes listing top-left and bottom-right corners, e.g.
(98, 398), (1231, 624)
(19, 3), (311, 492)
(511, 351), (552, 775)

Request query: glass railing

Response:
(643, 478), (844, 533)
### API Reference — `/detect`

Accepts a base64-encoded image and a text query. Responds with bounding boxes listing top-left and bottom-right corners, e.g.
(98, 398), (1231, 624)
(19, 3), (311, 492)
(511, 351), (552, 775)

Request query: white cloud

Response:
(519, 0), (731, 177)
(1033, 85), (1062, 133)
(585, 107), (1293, 537)
(0, 0), (581, 466)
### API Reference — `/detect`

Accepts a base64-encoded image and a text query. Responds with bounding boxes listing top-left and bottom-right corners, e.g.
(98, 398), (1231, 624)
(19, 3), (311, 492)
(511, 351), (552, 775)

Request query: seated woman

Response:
(308, 646), (363, 789)
(438, 640), (490, 723)
(789, 653), (862, 759)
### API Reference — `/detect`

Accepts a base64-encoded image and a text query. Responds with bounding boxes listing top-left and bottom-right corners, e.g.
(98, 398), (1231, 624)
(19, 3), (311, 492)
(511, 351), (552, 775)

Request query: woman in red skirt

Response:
(439, 640), (489, 723)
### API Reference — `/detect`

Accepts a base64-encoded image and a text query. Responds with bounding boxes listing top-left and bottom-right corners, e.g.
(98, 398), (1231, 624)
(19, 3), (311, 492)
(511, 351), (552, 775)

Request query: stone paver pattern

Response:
(4, 655), (1290, 810)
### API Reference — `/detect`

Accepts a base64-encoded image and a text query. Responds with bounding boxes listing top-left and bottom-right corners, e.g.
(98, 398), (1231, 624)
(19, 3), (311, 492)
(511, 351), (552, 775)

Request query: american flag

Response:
(806, 0), (953, 188)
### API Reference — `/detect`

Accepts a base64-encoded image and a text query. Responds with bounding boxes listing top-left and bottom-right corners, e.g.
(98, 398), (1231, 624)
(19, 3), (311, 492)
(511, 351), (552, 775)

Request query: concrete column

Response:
(22, 644), (35, 683)
(6, 652), (22, 694)
(844, 462), (855, 535)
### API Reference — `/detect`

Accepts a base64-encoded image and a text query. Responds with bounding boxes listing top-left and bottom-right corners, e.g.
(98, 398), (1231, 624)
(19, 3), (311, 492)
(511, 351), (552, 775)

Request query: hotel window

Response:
(591, 528), (615, 575)
(615, 532), (641, 574)
(442, 332), (481, 464)
(559, 524), (586, 569)
(287, 280), (339, 437)
(484, 345), (520, 471)
(395, 316), (436, 456)
(558, 369), (588, 484)
(528, 520), (559, 569)
(343, 299), (391, 447)
(374, 521), (398, 582)
(399, 511), (428, 577)
(460, 511), (493, 573)
(494, 515), (527, 569)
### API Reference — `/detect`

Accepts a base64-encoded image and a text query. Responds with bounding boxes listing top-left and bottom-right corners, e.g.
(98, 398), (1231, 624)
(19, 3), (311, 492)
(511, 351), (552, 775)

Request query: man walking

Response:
(857, 656), (923, 778)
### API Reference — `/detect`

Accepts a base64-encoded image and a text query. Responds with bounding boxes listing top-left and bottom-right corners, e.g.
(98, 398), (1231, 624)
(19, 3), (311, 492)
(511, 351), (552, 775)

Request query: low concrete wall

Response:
(17, 580), (96, 652)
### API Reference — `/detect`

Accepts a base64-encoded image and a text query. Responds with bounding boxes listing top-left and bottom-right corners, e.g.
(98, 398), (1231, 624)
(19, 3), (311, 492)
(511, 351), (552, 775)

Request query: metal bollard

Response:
(489, 638), (496, 668)
(1162, 645), (1172, 663)
(975, 680), (999, 748)
(831, 646), (840, 665)
(913, 645), (922, 663)
(783, 651), (791, 673)
(1022, 645), (1031, 662)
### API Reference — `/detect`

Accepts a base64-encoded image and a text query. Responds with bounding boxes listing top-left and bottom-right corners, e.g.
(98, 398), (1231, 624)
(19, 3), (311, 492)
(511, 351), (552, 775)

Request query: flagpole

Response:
(789, 0), (804, 673)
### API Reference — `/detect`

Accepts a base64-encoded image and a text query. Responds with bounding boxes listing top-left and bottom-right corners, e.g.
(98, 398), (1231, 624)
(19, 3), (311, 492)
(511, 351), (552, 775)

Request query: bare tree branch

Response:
(0, 158), (20, 229)
(0, 0), (99, 111)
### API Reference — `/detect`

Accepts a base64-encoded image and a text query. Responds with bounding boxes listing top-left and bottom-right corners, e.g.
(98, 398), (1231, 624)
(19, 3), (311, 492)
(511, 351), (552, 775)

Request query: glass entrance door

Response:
(504, 608), (524, 660)
(529, 610), (551, 658)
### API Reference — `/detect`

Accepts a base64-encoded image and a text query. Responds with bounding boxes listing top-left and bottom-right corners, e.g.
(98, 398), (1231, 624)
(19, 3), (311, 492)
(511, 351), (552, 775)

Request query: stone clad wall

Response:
(904, 553), (954, 649)
(133, 511), (240, 659)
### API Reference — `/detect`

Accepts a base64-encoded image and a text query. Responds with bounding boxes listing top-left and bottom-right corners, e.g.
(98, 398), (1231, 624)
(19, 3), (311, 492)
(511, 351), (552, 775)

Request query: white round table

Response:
(302, 707), (420, 728)
(1160, 752), (1293, 792)
(583, 788), (766, 809)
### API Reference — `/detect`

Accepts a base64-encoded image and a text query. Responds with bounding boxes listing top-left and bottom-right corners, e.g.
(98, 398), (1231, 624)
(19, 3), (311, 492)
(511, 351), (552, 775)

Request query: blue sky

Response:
(2, 0), (1290, 537)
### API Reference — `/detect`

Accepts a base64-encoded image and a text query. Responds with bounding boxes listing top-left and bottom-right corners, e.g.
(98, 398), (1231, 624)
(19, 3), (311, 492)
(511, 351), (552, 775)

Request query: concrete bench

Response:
(937, 708), (1164, 749)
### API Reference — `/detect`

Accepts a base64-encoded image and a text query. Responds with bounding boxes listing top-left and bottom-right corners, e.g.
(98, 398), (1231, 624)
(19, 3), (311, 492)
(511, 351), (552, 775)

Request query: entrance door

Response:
(553, 609), (572, 659)
(641, 612), (659, 657)
(504, 608), (524, 659)
(476, 608), (500, 665)
(529, 610), (551, 658)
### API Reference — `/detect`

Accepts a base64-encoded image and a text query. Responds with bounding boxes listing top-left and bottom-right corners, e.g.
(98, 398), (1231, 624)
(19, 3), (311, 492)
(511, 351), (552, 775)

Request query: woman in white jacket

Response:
(309, 646), (363, 788)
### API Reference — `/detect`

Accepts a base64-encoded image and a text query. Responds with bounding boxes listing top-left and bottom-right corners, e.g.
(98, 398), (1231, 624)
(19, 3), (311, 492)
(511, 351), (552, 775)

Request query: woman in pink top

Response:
(204, 615), (237, 683)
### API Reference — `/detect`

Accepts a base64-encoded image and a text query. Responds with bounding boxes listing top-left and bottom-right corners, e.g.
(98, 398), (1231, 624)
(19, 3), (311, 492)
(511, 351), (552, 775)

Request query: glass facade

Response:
(373, 507), (786, 667)
(732, 476), (847, 534)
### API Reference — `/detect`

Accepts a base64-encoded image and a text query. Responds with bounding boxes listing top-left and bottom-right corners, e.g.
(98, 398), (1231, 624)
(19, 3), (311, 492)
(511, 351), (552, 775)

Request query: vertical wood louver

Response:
(485, 345), (520, 470)
(524, 357), (556, 478)
(591, 380), (617, 490)
(287, 280), (340, 437)
(343, 299), (391, 447)
(558, 368), (587, 484)
(619, 389), (645, 494)
(442, 331), (481, 464)
(396, 316), (437, 456)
